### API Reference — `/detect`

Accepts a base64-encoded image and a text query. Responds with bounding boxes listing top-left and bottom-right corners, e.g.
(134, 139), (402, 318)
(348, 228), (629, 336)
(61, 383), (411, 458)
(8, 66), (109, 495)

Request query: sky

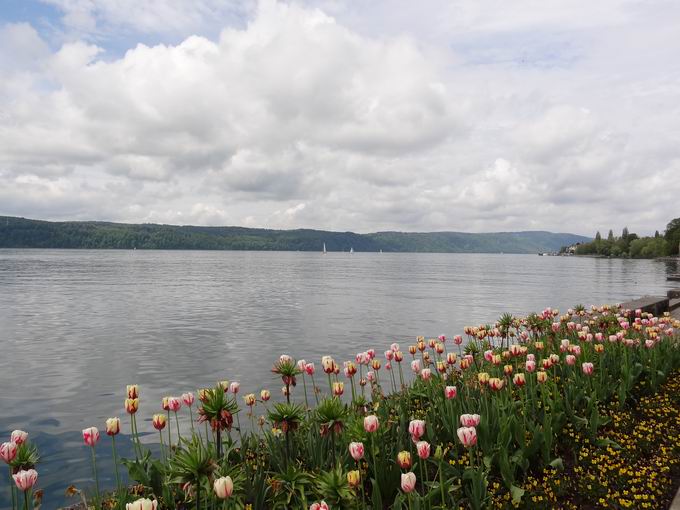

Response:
(0, 0), (679, 235)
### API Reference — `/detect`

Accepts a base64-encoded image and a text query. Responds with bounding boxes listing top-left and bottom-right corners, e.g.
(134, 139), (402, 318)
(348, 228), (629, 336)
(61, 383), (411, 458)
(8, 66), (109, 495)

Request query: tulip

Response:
(453, 335), (463, 345)
(152, 414), (167, 430)
(322, 355), (336, 374)
(310, 502), (330, 510)
(127, 385), (139, 399)
(364, 415), (379, 433)
(446, 352), (457, 365)
(397, 450), (412, 469)
(83, 427), (100, 447)
(457, 426), (477, 448)
(459, 358), (471, 370)
(229, 381), (240, 394)
(125, 398), (139, 414)
(105, 417), (120, 436)
(347, 469), (361, 488)
(565, 355), (576, 366)
(332, 382), (344, 397)
(537, 371), (548, 384)
(401, 472), (417, 493)
(219, 380), (230, 392)
(366, 371), (375, 382)
(305, 362), (316, 377)
(349, 441), (364, 461)
(408, 419), (426, 440)
(280, 354), (293, 364)
(483, 349), (493, 362)
(488, 377), (504, 391)
(198, 388), (210, 401)
(525, 360), (536, 373)
(260, 389), (271, 401)
(416, 441), (431, 459)
(371, 359), (381, 371)
(182, 392), (195, 406)
(297, 359), (307, 371)
(582, 362), (594, 376)
(408, 345), (417, 356)
(459, 414), (480, 427)
(513, 373), (526, 387)
(0, 441), (18, 464)
(534, 341), (544, 350)
(384, 350), (393, 361)
(503, 364), (513, 376)
(492, 354), (502, 366)
(244, 393), (256, 407)
(549, 353), (560, 365)
(420, 368), (432, 381)
(214, 476), (234, 499)
(391, 342), (400, 352)
(477, 372), (490, 385)
(10, 430), (28, 445)
(444, 386), (457, 399)
(126, 498), (158, 510)
(13, 469), (38, 491)
(410, 360), (421, 374)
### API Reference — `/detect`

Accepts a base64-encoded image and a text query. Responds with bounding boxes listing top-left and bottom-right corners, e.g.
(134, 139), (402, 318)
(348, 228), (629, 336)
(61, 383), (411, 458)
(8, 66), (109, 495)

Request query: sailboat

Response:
(323, 242), (327, 254)
(350, 247), (354, 254)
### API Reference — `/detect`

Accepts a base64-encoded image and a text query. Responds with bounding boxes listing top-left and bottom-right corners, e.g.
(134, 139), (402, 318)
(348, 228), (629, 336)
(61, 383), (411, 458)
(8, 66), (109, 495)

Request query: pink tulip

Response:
(582, 362), (594, 376)
(408, 419), (426, 440)
(410, 360), (421, 374)
(416, 441), (431, 459)
(297, 359), (307, 371)
(182, 392), (195, 407)
(384, 350), (393, 361)
(364, 415), (379, 433)
(595, 333), (603, 342)
(366, 370), (375, 382)
(525, 360), (536, 373)
(349, 441), (365, 461)
(420, 368), (432, 381)
(213, 476), (234, 499)
(10, 430), (28, 445)
(551, 322), (560, 332)
(279, 354), (293, 364)
(305, 362), (316, 375)
(391, 342), (400, 352)
(167, 397), (182, 412)
(457, 427), (477, 448)
(0, 441), (18, 464)
(401, 472), (417, 493)
(310, 502), (330, 510)
(565, 355), (576, 366)
(526, 353), (535, 361)
(444, 386), (457, 399)
(459, 414), (480, 427)
(385, 361), (392, 370)
(645, 339), (655, 349)
(483, 350), (493, 362)
(367, 349), (376, 360)
(82, 427), (100, 447)
(13, 469), (38, 492)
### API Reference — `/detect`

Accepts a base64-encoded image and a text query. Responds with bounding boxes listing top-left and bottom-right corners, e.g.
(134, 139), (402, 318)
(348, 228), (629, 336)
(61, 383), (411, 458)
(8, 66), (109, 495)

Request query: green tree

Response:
(665, 217), (680, 255)
(595, 231), (602, 241)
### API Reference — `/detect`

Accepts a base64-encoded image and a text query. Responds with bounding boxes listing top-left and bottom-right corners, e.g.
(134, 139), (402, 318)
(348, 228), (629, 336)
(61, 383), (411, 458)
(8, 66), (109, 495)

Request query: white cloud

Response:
(1, 0), (680, 235)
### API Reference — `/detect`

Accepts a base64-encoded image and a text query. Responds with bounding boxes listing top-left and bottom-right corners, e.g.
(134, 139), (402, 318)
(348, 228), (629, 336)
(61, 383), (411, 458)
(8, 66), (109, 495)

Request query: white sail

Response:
(323, 242), (327, 254)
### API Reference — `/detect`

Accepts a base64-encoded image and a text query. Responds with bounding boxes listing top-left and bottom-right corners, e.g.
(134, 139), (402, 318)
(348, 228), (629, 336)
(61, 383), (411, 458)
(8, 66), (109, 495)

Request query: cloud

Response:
(1, 0), (680, 235)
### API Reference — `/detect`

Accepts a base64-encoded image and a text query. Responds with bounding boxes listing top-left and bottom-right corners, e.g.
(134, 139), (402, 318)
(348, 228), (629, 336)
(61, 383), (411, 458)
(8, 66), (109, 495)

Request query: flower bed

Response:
(2, 305), (680, 510)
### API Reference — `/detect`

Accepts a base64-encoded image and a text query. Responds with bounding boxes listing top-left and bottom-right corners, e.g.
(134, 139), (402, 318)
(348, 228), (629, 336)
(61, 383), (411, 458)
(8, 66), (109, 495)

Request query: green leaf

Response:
(510, 485), (525, 505)
(549, 457), (564, 470)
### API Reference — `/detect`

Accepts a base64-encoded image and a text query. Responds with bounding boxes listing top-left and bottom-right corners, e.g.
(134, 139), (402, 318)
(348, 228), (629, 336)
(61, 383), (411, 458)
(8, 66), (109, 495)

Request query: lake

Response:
(0, 249), (678, 506)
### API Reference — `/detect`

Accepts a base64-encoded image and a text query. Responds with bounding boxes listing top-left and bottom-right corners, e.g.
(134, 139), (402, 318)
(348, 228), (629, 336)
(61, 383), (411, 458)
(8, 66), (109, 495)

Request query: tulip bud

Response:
(536, 371), (548, 384)
(13, 469), (38, 492)
(503, 364), (513, 376)
(416, 441), (431, 459)
(126, 498), (158, 510)
(513, 373), (526, 387)
(446, 353), (457, 365)
(347, 469), (361, 488)
(105, 417), (121, 436)
(397, 450), (412, 469)
(420, 368), (432, 381)
(444, 386), (457, 399)
(394, 350), (404, 362)
(182, 392), (195, 407)
(152, 414), (167, 430)
(565, 355), (576, 366)
(401, 472), (417, 493)
(408, 419), (426, 440)
(434, 445), (443, 460)
(10, 430), (28, 445)
(525, 360), (536, 373)
(244, 393), (256, 407)
(219, 380), (230, 392)
(260, 389), (271, 401)
(82, 427), (100, 447)
(167, 397), (181, 412)
(213, 476), (234, 499)
(457, 426), (477, 448)
(0, 442), (18, 464)
(582, 362), (594, 376)
(489, 377), (504, 391)
(459, 414), (480, 427)
(127, 385), (139, 399)
(332, 382), (344, 397)
(349, 441), (365, 461)
(477, 372), (489, 385)
(363, 415), (379, 433)
(229, 382), (240, 394)
(125, 398), (139, 414)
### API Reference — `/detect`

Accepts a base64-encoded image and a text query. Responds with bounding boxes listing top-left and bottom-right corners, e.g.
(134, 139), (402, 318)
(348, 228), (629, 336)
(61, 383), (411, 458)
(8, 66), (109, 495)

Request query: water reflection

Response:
(0, 250), (674, 506)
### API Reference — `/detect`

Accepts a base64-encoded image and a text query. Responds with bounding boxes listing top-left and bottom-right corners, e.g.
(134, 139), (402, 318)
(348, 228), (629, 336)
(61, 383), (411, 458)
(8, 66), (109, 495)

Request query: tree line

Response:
(575, 217), (680, 258)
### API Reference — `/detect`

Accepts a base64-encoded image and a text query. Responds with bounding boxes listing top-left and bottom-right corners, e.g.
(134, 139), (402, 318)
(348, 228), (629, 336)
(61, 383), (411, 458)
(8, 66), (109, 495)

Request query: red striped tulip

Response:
(167, 397), (181, 412)
(457, 427), (477, 448)
(411, 360), (421, 374)
(489, 378), (504, 391)
(152, 414), (167, 430)
(565, 355), (576, 366)
(436, 361), (446, 373)
(435, 343), (444, 354)
(182, 393), (195, 406)
(322, 356), (336, 374)
(367, 348), (376, 359)
(594, 344), (605, 353)
(332, 382), (344, 397)
(11, 430), (28, 445)
(526, 360), (536, 373)
(280, 354), (293, 364)
(401, 472), (417, 493)
(534, 342), (544, 350)
(297, 359), (307, 371)
(0, 442), (17, 463)
(397, 450), (412, 469)
(453, 335), (463, 345)
(162, 397), (170, 411)
(509, 344), (521, 356)
(438, 334), (446, 342)
(125, 398), (139, 414)
(417, 340), (426, 352)
(309, 502), (330, 510)
(394, 350), (404, 362)
(349, 441), (365, 460)
(408, 345), (417, 356)
(513, 373), (526, 387)
(477, 372), (489, 385)
(371, 359), (381, 371)
(260, 389), (271, 401)
(105, 417), (121, 436)
(492, 354), (502, 366)
(483, 350), (493, 362)
(214, 476), (234, 499)
(459, 414), (480, 427)
(82, 427), (100, 447)
(444, 386), (457, 399)
(446, 353), (457, 365)
(503, 365), (513, 376)
(13, 469), (38, 491)
(416, 441), (431, 459)
(126, 385), (139, 399)
(384, 350), (393, 361)
(305, 362), (315, 375)
(420, 368), (432, 381)
(229, 382), (240, 394)
(582, 362), (594, 376)
(460, 358), (471, 370)
(244, 393), (256, 407)
(126, 498), (158, 510)
(549, 354), (560, 365)
(537, 371), (548, 383)
(198, 388), (210, 401)
(408, 419), (426, 440)
(366, 371), (375, 382)
(219, 381), (230, 392)
(364, 415), (379, 433)
(391, 342), (400, 352)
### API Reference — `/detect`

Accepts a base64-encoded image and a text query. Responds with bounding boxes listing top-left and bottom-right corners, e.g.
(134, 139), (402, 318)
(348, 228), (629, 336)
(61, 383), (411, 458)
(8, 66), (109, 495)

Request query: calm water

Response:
(0, 249), (678, 506)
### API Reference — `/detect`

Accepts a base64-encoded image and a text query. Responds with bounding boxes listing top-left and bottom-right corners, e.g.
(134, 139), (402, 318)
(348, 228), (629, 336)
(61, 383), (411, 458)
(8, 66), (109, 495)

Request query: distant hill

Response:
(0, 216), (590, 253)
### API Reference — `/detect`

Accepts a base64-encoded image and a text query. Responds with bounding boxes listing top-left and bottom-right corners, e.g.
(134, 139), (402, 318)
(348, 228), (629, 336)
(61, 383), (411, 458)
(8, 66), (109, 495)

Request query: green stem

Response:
(439, 459), (446, 507)
(310, 374), (320, 404)
(196, 478), (200, 510)
(167, 410), (172, 449)
(91, 446), (101, 510)
(111, 436), (122, 504)
(302, 375), (310, 410)
(189, 406), (195, 432)
(370, 435), (381, 502)
(9, 466), (16, 510)
(23, 490), (28, 510)
(175, 412), (182, 443)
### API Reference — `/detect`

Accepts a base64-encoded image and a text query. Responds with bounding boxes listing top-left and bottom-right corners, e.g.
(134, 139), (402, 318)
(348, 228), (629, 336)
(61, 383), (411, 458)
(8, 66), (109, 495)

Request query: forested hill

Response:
(0, 216), (590, 253)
